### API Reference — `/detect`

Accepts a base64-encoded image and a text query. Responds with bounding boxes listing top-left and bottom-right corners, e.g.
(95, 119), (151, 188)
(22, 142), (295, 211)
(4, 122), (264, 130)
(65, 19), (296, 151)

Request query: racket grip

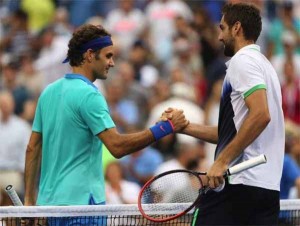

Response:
(227, 154), (267, 175)
(213, 181), (225, 192)
(5, 185), (23, 206)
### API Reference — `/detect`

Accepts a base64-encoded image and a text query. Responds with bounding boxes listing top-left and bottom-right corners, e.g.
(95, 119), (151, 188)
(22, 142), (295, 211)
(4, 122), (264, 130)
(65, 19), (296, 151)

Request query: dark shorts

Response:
(191, 182), (280, 226)
(47, 198), (107, 226)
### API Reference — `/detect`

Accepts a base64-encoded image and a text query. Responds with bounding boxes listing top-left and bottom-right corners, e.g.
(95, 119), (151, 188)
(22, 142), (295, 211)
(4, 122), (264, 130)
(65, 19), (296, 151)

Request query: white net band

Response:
(0, 200), (299, 218)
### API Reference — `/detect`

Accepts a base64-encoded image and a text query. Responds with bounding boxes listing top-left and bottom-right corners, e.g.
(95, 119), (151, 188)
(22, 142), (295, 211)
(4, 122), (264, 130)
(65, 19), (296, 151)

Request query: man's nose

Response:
(110, 59), (115, 67)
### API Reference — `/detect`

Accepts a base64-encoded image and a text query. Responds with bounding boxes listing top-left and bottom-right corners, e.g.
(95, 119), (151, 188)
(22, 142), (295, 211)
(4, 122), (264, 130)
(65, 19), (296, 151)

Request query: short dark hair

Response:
(222, 3), (262, 42)
(67, 24), (111, 67)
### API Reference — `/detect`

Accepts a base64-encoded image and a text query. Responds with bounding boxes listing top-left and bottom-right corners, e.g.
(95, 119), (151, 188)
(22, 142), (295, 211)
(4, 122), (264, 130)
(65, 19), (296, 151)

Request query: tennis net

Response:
(0, 200), (299, 226)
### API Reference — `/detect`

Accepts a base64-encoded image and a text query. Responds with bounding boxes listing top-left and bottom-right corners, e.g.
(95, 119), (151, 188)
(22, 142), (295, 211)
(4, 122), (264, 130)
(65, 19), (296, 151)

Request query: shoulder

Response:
(230, 51), (263, 71)
(40, 79), (63, 97)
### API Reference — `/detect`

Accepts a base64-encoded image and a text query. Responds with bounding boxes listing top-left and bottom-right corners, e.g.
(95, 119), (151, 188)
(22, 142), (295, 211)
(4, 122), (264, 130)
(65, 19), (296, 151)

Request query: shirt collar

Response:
(64, 73), (98, 90)
(225, 44), (261, 68)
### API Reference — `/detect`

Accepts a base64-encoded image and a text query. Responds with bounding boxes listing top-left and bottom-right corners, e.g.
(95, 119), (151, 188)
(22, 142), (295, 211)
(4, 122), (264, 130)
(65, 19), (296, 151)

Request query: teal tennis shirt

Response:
(32, 74), (115, 205)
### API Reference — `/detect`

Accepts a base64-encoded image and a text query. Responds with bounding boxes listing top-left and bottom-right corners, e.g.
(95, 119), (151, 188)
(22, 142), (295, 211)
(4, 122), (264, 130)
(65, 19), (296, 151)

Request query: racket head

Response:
(138, 169), (206, 222)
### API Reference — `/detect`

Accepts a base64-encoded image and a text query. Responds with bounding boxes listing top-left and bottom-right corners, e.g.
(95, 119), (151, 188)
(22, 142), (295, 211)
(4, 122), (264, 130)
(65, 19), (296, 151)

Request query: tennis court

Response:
(0, 200), (299, 226)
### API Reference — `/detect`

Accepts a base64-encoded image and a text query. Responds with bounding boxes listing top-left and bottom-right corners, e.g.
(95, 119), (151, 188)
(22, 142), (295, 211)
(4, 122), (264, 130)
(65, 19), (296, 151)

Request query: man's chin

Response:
(97, 72), (108, 80)
(224, 49), (234, 57)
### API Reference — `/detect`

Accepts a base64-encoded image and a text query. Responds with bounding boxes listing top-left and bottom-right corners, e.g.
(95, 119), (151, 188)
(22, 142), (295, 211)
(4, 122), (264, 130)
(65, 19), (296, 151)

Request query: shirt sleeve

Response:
(230, 54), (267, 99)
(32, 97), (43, 133)
(80, 92), (115, 136)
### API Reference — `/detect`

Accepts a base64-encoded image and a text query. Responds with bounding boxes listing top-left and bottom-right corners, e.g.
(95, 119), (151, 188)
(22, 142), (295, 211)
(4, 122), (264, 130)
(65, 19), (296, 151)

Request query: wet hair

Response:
(222, 3), (262, 42)
(67, 24), (111, 67)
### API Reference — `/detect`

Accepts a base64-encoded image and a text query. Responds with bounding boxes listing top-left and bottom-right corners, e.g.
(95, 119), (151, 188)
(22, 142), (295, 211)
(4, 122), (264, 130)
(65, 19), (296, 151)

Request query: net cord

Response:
(0, 200), (299, 218)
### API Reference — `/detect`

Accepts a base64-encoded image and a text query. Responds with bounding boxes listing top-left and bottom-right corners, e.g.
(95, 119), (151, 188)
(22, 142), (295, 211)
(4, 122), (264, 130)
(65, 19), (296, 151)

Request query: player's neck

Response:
(72, 67), (94, 83)
(234, 39), (255, 54)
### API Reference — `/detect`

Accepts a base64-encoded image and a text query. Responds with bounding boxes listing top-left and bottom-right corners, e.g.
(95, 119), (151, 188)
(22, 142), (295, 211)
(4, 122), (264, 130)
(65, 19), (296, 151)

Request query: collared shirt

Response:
(33, 74), (115, 205)
(216, 44), (284, 191)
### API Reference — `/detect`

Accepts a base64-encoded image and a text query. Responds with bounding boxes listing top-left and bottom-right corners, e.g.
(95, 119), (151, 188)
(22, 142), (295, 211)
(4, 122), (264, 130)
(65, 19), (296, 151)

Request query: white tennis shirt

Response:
(216, 44), (284, 191)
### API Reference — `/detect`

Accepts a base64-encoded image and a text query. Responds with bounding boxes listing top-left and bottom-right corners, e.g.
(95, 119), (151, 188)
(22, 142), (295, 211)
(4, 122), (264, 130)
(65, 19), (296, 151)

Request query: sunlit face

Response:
(91, 45), (114, 80)
(218, 16), (235, 57)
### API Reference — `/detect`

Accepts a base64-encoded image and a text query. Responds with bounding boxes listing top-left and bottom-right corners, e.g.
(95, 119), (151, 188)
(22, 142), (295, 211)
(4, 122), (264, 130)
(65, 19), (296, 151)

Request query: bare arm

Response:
(24, 132), (42, 206)
(181, 123), (218, 144)
(296, 178), (300, 198)
(98, 109), (189, 158)
(208, 89), (271, 188)
(98, 128), (154, 158)
(161, 108), (218, 144)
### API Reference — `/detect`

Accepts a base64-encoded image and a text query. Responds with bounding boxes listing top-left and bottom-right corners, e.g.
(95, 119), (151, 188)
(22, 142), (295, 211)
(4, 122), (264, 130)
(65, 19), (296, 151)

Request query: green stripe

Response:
(192, 208), (199, 226)
(243, 84), (266, 99)
(249, 47), (260, 52)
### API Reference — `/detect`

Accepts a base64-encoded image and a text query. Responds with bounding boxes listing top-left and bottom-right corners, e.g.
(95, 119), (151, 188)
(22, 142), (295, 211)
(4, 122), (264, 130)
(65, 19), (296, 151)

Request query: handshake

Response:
(149, 108), (190, 141)
(160, 107), (190, 132)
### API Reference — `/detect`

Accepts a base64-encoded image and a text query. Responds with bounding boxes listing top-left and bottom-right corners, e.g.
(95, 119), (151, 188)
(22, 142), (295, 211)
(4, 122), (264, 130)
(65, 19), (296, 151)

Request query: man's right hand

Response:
(163, 108), (189, 132)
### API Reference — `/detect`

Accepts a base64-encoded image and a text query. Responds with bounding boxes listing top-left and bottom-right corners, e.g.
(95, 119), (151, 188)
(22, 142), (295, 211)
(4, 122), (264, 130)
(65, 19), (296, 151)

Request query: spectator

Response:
(120, 144), (163, 186)
(66, 0), (115, 27)
(280, 120), (300, 199)
(204, 78), (223, 167)
(0, 9), (31, 59)
(34, 25), (70, 87)
(280, 154), (300, 199)
(167, 34), (203, 86)
(0, 61), (32, 116)
(51, 7), (73, 38)
(270, 30), (300, 85)
(17, 54), (44, 98)
(105, 0), (146, 58)
(105, 161), (140, 204)
(116, 60), (150, 126)
(21, 0), (55, 34)
(154, 142), (205, 203)
(267, 1), (300, 57)
(147, 82), (204, 157)
(0, 91), (31, 206)
(193, 7), (220, 71)
(281, 59), (300, 125)
(128, 40), (158, 85)
(105, 76), (139, 132)
(145, 0), (193, 63)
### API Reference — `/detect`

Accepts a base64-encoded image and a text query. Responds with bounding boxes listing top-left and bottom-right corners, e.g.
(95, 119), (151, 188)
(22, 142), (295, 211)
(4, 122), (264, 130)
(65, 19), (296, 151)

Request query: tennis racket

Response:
(138, 154), (267, 222)
(5, 185), (23, 206)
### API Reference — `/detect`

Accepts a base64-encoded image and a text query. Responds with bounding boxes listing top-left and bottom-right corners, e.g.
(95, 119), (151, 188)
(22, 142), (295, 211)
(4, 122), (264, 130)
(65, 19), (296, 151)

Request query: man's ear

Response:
(85, 49), (94, 63)
(232, 21), (242, 36)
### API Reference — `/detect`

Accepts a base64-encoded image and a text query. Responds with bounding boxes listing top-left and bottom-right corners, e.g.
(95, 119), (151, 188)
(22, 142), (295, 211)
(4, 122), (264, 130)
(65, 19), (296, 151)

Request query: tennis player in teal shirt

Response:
(24, 24), (189, 225)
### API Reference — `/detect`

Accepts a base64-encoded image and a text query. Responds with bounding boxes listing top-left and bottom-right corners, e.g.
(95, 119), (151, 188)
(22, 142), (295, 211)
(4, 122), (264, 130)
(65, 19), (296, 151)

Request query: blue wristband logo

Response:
(160, 125), (166, 133)
(150, 121), (174, 140)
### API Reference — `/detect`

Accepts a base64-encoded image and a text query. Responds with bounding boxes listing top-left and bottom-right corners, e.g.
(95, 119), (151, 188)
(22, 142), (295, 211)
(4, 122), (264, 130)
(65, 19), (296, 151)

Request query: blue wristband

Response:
(150, 120), (174, 141)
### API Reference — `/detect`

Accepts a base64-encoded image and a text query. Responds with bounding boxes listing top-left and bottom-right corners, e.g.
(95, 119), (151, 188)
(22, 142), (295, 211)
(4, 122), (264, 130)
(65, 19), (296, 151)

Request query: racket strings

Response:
(140, 171), (203, 218)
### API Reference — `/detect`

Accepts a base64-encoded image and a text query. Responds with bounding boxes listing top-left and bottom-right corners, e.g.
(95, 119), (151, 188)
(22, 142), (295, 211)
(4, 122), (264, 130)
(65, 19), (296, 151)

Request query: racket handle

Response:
(213, 181), (225, 192)
(227, 154), (267, 176)
(5, 185), (23, 206)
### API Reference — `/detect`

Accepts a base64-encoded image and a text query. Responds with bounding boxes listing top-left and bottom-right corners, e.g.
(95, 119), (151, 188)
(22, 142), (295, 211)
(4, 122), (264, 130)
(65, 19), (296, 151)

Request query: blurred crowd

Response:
(0, 0), (299, 206)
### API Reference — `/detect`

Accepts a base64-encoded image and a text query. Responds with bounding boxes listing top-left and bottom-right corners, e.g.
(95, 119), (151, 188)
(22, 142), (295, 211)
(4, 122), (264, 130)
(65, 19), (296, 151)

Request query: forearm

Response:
(296, 178), (300, 198)
(24, 143), (42, 205)
(118, 130), (156, 155)
(100, 129), (155, 158)
(181, 123), (218, 144)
